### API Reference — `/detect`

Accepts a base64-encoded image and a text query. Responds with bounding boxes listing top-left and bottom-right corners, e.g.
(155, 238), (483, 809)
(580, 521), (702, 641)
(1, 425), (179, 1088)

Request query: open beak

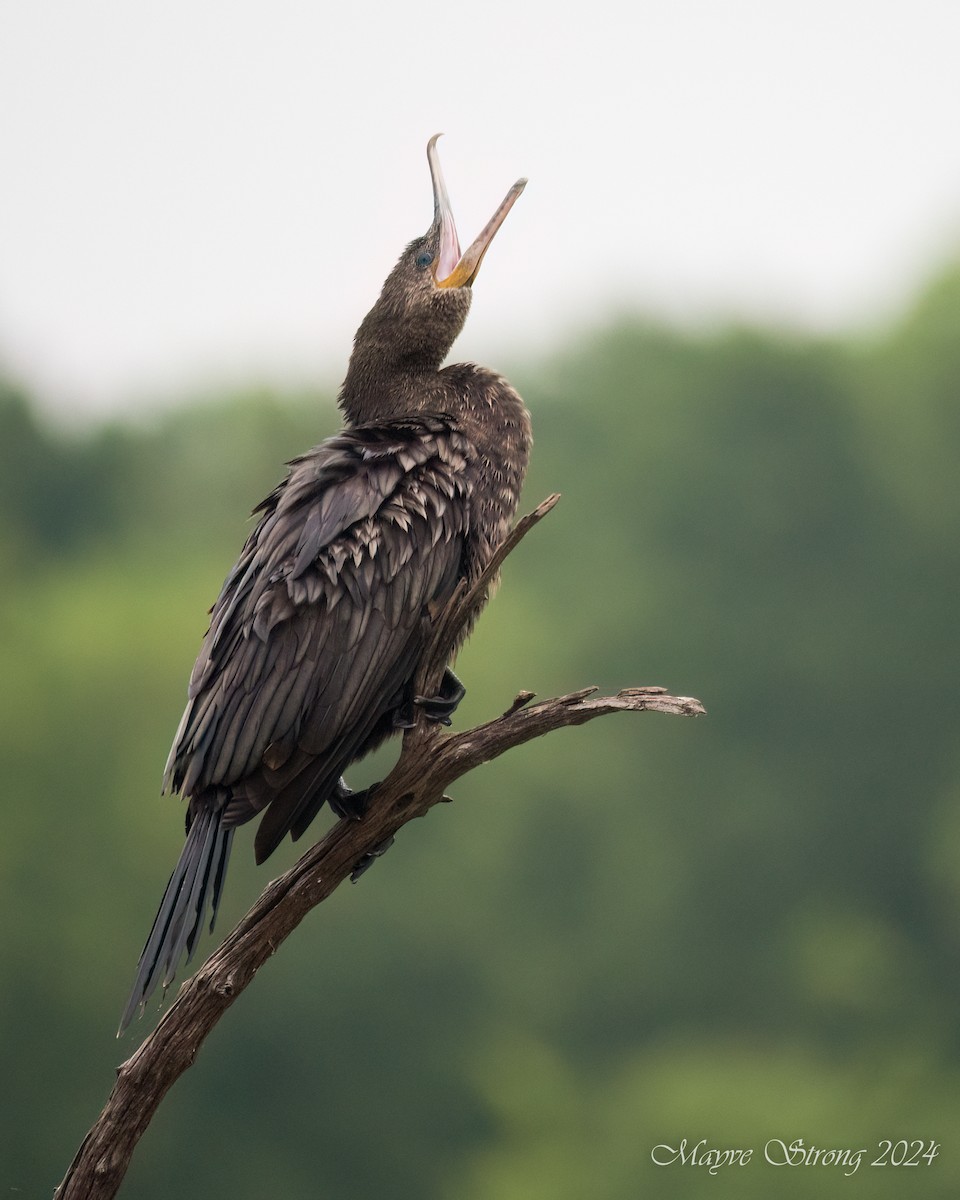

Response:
(427, 134), (526, 289)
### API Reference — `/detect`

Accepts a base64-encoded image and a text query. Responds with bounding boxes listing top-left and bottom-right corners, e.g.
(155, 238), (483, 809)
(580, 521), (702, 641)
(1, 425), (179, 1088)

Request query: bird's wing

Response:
(162, 416), (472, 854)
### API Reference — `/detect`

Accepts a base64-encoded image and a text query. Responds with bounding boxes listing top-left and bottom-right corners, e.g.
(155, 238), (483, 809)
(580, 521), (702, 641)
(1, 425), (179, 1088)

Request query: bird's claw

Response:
(391, 668), (466, 728)
(414, 668), (466, 726)
(328, 778), (375, 821)
(391, 705), (417, 730)
(351, 835), (396, 882)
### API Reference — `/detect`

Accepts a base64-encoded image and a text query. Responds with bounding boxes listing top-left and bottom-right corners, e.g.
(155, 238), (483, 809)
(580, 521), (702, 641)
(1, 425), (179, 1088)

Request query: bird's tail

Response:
(118, 806), (234, 1035)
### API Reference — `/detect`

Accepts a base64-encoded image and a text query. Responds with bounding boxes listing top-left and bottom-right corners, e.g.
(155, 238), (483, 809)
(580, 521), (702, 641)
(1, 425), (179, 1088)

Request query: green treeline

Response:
(3, 267), (960, 1198)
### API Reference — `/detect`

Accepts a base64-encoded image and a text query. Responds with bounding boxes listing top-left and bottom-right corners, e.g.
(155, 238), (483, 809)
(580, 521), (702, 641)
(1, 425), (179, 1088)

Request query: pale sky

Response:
(2, 0), (959, 419)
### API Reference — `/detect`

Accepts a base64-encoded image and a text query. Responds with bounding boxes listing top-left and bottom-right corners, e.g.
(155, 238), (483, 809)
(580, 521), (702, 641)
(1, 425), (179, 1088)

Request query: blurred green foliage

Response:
(3, 268), (960, 1198)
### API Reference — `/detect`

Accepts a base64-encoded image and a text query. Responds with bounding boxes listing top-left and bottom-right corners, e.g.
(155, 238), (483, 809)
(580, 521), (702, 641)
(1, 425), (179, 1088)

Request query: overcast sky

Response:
(2, 0), (959, 420)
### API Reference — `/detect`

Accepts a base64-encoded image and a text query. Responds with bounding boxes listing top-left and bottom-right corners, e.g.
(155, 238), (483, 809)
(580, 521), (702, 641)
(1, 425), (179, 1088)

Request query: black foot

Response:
(328, 778), (375, 821)
(391, 701), (417, 731)
(414, 668), (466, 727)
(351, 835), (396, 883)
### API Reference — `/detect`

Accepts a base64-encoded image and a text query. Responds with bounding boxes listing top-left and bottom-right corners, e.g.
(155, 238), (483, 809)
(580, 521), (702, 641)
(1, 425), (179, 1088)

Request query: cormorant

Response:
(120, 136), (530, 1032)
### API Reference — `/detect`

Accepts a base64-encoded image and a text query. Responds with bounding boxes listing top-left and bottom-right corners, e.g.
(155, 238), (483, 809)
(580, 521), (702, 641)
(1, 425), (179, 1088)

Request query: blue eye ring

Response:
(415, 250), (434, 269)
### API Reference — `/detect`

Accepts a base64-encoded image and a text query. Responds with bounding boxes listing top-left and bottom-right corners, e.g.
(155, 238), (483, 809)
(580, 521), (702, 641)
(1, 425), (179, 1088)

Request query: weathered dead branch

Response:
(55, 494), (704, 1199)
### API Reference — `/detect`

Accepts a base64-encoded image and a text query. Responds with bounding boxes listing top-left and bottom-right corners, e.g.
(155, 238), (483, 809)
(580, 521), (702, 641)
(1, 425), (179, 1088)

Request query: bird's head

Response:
(347, 136), (526, 396)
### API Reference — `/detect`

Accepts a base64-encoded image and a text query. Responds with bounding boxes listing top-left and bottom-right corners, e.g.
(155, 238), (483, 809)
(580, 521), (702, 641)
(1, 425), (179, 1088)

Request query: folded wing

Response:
(163, 415), (473, 863)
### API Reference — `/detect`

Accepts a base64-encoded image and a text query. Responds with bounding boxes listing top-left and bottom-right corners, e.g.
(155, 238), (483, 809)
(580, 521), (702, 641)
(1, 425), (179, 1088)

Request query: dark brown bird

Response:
(120, 136), (530, 1032)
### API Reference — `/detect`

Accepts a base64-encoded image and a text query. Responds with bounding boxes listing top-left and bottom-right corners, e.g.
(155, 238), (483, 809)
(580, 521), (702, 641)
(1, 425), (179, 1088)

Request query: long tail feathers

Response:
(118, 807), (234, 1036)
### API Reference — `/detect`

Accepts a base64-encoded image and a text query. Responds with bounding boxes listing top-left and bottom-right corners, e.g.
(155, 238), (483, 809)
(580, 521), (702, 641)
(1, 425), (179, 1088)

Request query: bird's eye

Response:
(415, 250), (434, 269)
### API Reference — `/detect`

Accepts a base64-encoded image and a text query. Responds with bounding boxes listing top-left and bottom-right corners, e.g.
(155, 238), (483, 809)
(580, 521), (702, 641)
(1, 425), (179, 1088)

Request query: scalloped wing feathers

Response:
(162, 417), (472, 860)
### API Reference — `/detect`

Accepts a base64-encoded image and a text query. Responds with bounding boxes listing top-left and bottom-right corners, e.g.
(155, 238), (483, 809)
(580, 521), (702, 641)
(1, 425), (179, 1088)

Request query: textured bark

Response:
(55, 494), (705, 1199)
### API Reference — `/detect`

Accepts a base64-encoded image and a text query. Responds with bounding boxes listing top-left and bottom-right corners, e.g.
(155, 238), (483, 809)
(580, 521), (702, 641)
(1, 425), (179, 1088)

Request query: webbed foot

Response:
(391, 702), (416, 731)
(414, 668), (466, 727)
(351, 835), (396, 883)
(328, 778), (375, 821)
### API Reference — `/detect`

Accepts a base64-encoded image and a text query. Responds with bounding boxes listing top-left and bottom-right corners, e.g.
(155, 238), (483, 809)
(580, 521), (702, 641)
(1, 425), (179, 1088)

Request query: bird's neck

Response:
(338, 287), (472, 427)
(339, 350), (443, 427)
(338, 309), (454, 426)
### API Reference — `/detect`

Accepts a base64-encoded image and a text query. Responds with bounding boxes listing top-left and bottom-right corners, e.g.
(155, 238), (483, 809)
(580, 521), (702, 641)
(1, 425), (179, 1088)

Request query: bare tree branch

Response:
(54, 496), (705, 1200)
